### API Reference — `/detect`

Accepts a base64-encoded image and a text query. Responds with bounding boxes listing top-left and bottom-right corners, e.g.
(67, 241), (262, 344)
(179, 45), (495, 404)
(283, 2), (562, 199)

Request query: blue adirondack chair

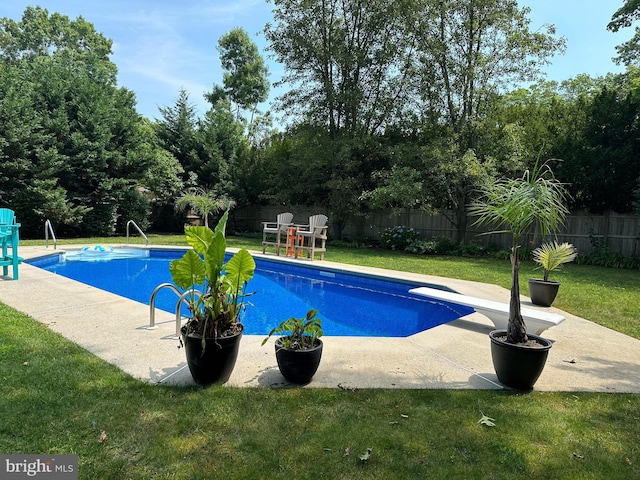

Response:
(0, 208), (23, 280)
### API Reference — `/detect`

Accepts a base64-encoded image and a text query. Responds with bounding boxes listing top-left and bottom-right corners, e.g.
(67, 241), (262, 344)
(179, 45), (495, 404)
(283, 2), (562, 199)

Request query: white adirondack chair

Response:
(262, 212), (294, 255)
(294, 214), (328, 261)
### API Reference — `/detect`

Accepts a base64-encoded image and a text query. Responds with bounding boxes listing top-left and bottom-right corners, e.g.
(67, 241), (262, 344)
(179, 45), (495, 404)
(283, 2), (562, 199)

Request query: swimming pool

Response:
(28, 248), (473, 337)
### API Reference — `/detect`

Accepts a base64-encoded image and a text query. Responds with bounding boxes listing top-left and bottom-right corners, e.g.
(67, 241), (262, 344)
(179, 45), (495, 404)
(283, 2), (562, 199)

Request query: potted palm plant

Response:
(528, 241), (577, 307)
(262, 309), (324, 384)
(170, 209), (256, 386)
(471, 159), (570, 390)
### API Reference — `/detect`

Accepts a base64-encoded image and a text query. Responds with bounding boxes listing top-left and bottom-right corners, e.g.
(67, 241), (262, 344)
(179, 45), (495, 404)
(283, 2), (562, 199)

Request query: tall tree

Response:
(211, 27), (269, 124)
(197, 99), (248, 204)
(265, 0), (414, 138)
(264, 0), (415, 237)
(554, 72), (640, 213)
(156, 89), (201, 181)
(0, 7), (151, 237)
(408, 0), (565, 241)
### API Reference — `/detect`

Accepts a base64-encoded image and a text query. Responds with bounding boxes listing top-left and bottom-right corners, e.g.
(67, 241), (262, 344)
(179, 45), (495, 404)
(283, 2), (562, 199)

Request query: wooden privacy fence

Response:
(235, 206), (640, 257)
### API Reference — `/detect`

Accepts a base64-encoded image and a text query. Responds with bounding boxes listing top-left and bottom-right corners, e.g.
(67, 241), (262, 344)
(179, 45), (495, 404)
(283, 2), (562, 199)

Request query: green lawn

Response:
(5, 235), (639, 479)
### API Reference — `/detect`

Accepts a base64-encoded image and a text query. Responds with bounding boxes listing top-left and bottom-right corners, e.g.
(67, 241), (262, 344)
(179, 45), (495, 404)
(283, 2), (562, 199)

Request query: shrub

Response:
(380, 226), (420, 250)
(433, 237), (458, 255)
(406, 239), (438, 254)
(455, 241), (486, 257)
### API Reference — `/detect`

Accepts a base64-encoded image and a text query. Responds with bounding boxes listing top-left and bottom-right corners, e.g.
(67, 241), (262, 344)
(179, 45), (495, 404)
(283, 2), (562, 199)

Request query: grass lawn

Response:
(7, 234), (639, 478)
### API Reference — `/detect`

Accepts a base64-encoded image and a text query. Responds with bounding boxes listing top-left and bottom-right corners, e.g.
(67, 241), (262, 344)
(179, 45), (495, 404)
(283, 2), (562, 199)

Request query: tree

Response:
(156, 90), (201, 180)
(407, 0), (566, 241)
(264, 0), (416, 237)
(471, 161), (569, 344)
(555, 73), (640, 213)
(265, 0), (414, 138)
(608, 0), (640, 65)
(609, 0), (640, 31)
(197, 99), (248, 203)
(212, 28), (269, 124)
(174, 187), (234, 228)
(0, 6), (114, 77)
(0, 7), (152, 237)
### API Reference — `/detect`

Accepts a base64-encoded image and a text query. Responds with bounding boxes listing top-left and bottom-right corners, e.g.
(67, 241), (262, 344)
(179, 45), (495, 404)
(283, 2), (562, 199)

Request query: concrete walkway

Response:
(2, 245), (639, 392)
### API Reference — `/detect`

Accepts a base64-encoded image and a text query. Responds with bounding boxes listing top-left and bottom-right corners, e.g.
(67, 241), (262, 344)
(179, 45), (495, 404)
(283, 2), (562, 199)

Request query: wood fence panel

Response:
(235, 206), (640, 257)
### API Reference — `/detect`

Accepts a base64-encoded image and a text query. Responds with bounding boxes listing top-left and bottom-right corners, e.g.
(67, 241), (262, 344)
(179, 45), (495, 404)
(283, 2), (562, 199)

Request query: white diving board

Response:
(408, 286), (565, 336)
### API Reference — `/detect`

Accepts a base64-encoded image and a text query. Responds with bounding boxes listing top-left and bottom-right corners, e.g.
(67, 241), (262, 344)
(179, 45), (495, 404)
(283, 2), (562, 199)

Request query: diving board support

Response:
(408, 286), (565, 336)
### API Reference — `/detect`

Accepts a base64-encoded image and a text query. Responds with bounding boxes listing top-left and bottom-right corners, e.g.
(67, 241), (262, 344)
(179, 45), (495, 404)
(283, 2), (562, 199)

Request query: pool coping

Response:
(3, 244), (640, 392)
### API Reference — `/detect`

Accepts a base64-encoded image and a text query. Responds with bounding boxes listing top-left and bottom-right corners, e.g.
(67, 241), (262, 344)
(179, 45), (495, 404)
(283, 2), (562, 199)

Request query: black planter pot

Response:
(275, 338), (323, 384)
(528, 279), (561, 307)
(489, 330), (552, 390)
(181, 324), (243, 386)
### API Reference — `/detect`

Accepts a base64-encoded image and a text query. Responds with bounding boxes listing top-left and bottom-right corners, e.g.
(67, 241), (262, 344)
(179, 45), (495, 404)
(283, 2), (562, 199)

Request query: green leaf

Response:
(214, 209), (229, 236)
(225, 248), (256, 291)
(204, 232), (227, 281)
(185, 226), (214, 255)
(478, 412), (496, 427)
(169, 250), (205, 289)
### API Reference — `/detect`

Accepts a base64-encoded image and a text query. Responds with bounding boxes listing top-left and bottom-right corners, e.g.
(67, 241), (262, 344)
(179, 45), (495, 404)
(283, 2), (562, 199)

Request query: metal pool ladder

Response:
(126, 220), (148, 246)
(44, 219), (57, 249)
(148, 283), (201, 337)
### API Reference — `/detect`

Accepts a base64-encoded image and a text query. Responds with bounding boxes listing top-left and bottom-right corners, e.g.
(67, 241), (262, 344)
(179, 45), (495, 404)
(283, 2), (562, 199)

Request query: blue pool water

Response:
(28, 249), (473, 337)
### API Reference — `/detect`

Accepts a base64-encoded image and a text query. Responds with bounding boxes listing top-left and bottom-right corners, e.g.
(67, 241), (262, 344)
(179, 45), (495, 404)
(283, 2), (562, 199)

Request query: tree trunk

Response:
(507, 245), (527, 344)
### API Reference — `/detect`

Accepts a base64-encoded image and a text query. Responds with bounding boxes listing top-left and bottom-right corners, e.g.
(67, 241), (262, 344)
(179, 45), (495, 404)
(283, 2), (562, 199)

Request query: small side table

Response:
(285, 226), (297, 257)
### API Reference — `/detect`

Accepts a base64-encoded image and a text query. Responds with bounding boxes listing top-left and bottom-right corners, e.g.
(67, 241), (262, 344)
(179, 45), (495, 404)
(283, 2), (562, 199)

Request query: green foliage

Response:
(262, 309), (323, 350)
(169, 210), (256, 342)
(174, 187), (234, 228)
(532, 241), (577, 281)
(405, 239), (439, 255)
(198, 99), (249, 202)
(0, 7), (154, 237)
(380, 226), (420, 251)
(575, 233), (640, 269)
(137, 119), (185, 206)
(215, 27), (269, 122)
(265, 0), (413, 137)
(155, 89), (201, 178)
(115, 188), (151, 233)
(608, 0), (640, 65)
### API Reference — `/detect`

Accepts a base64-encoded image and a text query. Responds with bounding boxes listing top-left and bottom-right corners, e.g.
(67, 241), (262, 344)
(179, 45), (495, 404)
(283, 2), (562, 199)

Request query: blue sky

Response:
(0, 1), (632, 121)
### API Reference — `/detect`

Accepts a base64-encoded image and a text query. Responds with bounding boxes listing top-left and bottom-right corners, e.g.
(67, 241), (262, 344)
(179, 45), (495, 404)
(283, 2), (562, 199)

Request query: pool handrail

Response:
(174, 289), (201, 337)
(126, 220), (148, 246)
(44, 219), (57, 249)
(148, 283), (201, 336)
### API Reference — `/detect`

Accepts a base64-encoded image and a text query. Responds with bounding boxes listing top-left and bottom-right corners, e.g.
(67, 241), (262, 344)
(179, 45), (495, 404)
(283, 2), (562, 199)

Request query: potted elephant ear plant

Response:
(528, 241), (577, 307)
(170, 209), (256, 386)
(470, 159), (570, 390)
(262, 309), (324, 384)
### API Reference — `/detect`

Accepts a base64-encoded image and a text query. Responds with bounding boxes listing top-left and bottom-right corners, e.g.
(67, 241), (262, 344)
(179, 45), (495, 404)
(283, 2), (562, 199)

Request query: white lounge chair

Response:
(294, 214), (328, 261)
(408, 286), (565, 335)
(262, 212), (294, 256)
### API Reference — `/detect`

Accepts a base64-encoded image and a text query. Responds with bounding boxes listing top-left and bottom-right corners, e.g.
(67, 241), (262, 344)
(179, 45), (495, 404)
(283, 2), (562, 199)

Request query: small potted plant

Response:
(528, 241), (577, 307)
(262, 309), (324, 384)
(170, 209), (256, 386)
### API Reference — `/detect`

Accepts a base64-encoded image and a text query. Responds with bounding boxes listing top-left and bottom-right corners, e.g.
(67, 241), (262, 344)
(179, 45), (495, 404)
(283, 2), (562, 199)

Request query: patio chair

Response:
(0, 208), (23, 280)
(262, 212), (294, 255)
(294, 214), (328, 261)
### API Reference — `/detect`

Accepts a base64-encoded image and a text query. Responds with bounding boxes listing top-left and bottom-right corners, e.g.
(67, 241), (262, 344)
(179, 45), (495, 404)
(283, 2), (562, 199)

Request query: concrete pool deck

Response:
(2, 245), (640, 392)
